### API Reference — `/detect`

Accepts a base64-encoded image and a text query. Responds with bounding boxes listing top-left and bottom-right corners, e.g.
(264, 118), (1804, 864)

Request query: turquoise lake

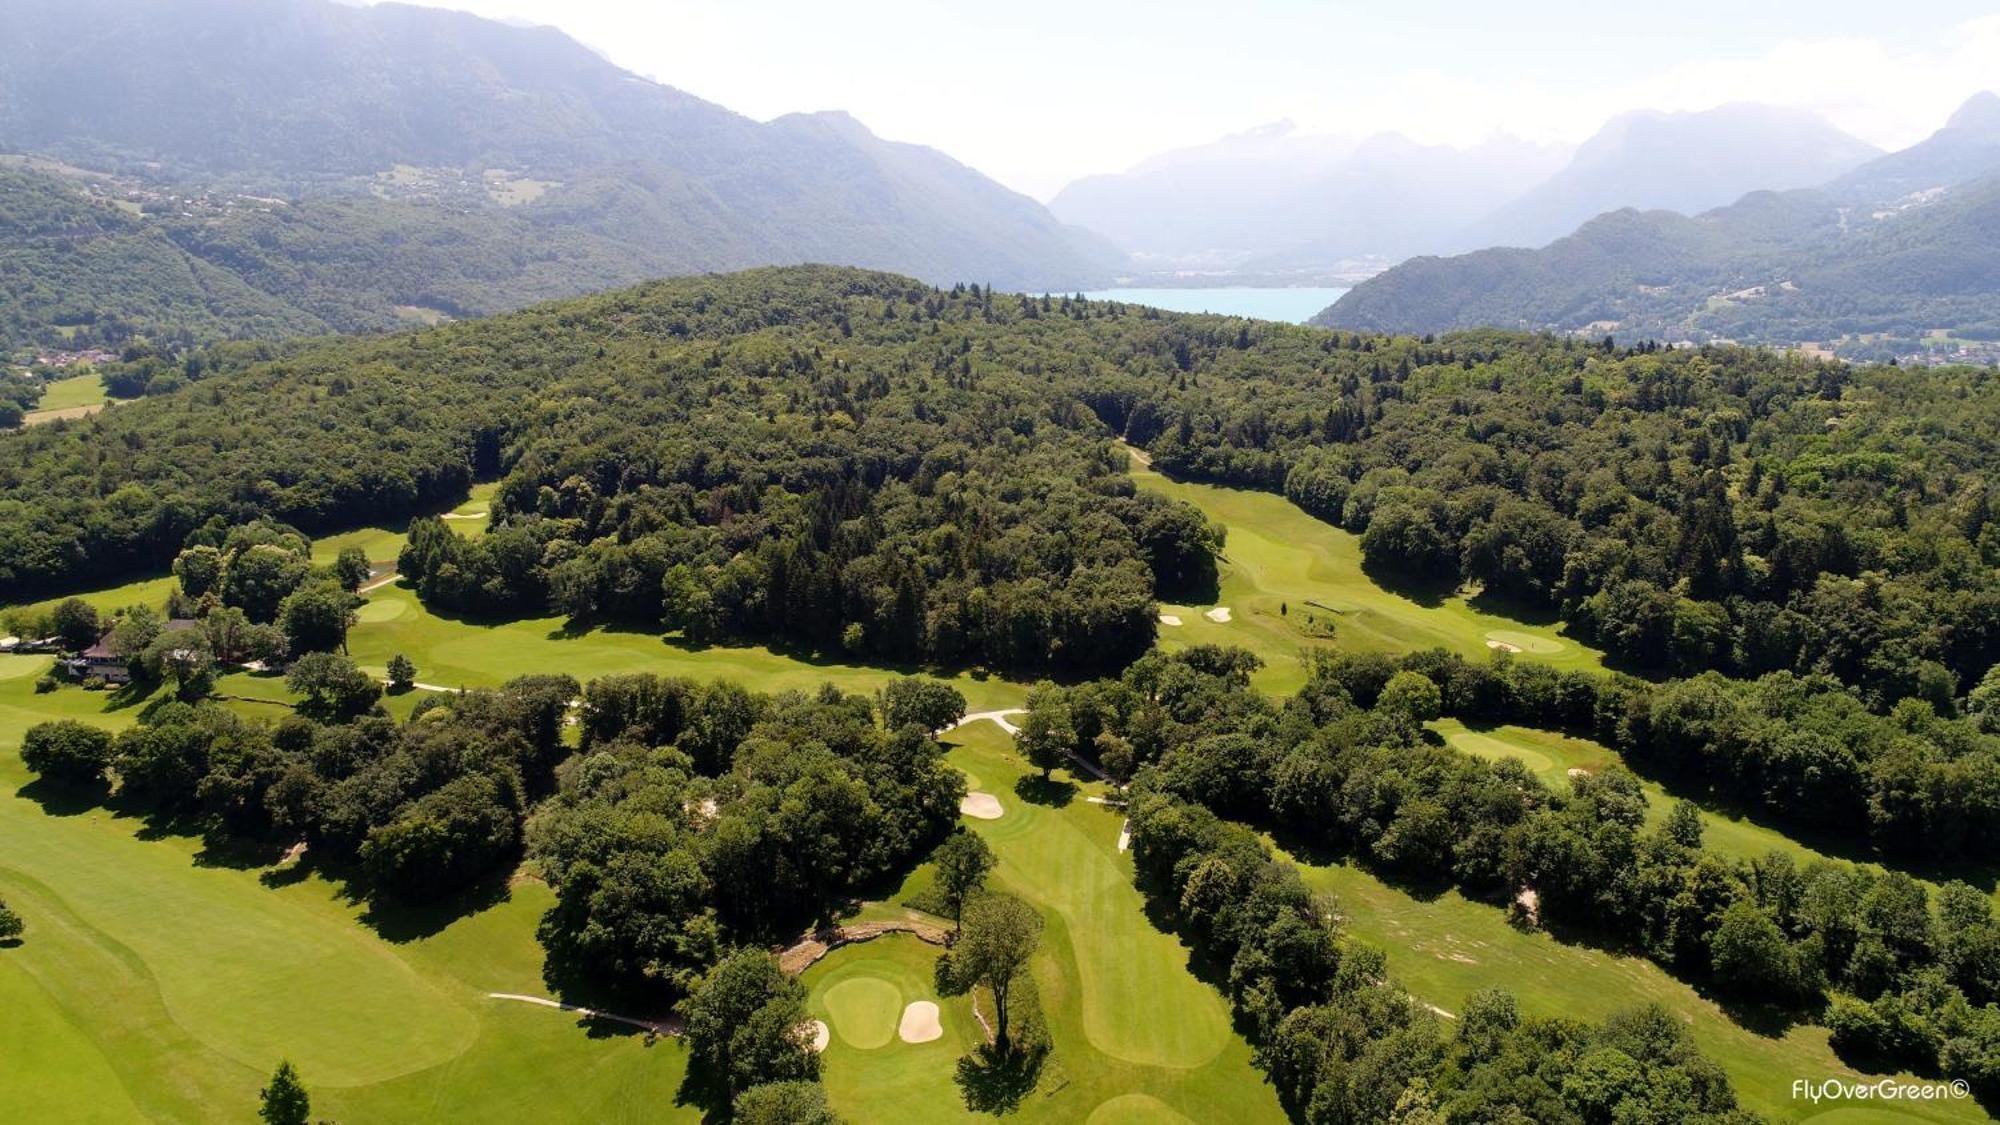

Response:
(1079, 287), (1349, 323)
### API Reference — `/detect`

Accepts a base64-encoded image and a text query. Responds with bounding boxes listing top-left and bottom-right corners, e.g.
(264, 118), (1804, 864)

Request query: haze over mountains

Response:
(1046, 124), (1570, 273)
(1321, 91), (2000, 362)
(0, 0), (1118, 348)
(1047, 103), (1887, 278)
(1457, 104), (1881, 250)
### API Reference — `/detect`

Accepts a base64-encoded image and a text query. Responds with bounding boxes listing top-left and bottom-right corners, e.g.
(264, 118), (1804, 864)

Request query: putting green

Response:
(823, 974), (902, 1050)
(356, 597), (409, 623)
(1088, 1093), (1197, 1124)
(1484, 629), (1564, 654)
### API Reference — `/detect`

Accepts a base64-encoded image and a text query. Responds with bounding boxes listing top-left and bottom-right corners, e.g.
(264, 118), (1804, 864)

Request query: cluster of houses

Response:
(30, 347), (118, 369)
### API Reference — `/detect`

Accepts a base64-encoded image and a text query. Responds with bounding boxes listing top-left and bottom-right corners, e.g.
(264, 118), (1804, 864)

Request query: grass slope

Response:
(1130, 451), (1603, 695)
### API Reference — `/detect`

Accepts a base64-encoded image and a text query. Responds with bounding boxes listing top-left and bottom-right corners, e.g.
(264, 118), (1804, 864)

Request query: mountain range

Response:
(0, 0), (1117, 349)
(1318, 92), (2000, 361)
(1046, 103), (1886, 276)
(1047, 123), (1570, 271)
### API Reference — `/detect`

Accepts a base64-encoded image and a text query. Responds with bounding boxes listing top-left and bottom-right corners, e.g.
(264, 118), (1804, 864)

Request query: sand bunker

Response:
(1158, 614), (1183, 626)
(1204, 606), (1232, 623)
(1483, 630), (1565, 654)
(898, 1001), (942, 1043)
(807, 1019), (830, 1052)
(1117, 821), (1131, 853)
(1566, 767), (1590, 780)
(960, 792), (1003, 820)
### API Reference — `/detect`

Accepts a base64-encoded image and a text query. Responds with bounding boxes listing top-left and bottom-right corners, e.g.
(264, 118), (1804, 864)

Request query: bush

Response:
(33, 674), (56, 694)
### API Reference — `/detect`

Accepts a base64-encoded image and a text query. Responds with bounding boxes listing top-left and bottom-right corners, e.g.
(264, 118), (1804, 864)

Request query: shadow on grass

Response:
(13, 775), (111, 818)
(356, 865), (516, 943)
(1013, 774), (1076, 808)
(1464, 586), (1568, 628)
(1357, 556), (1461, 609)
(955, 1043), (1045, 1114)
(1460, 716), (2000, 895)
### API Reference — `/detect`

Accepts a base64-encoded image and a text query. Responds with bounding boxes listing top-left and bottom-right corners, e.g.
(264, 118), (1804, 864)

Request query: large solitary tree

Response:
(955, 892), (1042, 1053)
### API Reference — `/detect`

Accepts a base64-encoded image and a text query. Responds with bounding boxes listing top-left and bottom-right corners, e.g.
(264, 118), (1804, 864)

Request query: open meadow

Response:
(20, 372), (110, 426)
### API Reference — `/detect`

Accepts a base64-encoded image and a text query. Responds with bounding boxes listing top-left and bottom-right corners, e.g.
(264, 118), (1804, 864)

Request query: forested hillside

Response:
(0, 0), (1116, 350)
(1116, 328), (1998, 707)
(2, 266), (1993, 706)
(1323, 93), (2000, 360)
(0, 268), (1221, 676)
(0, 167), (327, 348)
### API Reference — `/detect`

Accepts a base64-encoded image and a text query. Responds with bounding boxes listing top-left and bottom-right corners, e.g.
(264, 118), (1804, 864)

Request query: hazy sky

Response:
(388, 0), (2000, 198)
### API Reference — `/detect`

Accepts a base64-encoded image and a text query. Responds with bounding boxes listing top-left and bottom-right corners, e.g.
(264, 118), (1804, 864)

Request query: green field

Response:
(2, 474), (1986, 1123)
(36, 372), (108, 411)
(21, 372), (110, 426)
(1129, 450), (1604, 695)
(803, 720), (1284, 1123)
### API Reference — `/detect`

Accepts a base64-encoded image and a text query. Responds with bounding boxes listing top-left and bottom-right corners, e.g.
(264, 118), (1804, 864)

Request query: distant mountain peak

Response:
(1947, 90), (2000, 134)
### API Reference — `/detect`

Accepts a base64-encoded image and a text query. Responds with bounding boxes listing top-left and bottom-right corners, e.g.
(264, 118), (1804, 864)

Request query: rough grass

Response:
(1130, 451), (1604, 695)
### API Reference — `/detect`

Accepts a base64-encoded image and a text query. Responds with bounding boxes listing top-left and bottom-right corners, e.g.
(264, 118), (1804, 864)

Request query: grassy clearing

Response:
(1291, 853), (1981, 1123)
(22, 372), (111, 426)
(810, 721), (1283, 1123)
(1129, 451), (1603, 695)
(36, 372), (108, 412)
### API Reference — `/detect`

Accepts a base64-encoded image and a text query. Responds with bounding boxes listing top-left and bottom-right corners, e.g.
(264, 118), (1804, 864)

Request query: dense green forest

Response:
(1028, 646), (2000, 1109)
(0, 268), (1224, 675)
(1122, 330), (1999, 707)
(0, 167), (326, 350)
(3, 266), (1994, 696)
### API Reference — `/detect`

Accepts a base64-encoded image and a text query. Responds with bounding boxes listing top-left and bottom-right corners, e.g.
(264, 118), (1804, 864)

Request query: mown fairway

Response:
(0, 656), (693, 1123)
(804, 720), (1284, 1124)
(1129, 451), (1604, 695)
(1292, 852), (1984, 1124)
(4, 477), (1984, 1123)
